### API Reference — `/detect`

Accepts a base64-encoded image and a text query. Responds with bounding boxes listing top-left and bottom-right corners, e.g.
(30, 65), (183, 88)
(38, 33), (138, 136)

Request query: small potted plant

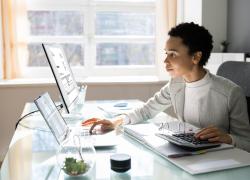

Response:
(220, 40), (230, 52)
(63, 157), (88, 176)
(56, 135), (96, 177)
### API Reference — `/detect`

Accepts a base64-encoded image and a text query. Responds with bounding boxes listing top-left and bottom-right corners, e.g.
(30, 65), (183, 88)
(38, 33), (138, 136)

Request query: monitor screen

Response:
(34, 92), (69, 144)
(42, 44), (80, 114)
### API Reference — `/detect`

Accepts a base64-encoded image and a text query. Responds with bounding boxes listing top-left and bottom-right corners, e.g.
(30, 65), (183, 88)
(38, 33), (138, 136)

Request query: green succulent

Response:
(221, 40), (229, 46)
(63, 157), (87, 176)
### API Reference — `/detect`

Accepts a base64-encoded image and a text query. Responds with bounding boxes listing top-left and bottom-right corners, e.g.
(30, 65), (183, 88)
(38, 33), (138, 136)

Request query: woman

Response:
(89, 22), (250, 152)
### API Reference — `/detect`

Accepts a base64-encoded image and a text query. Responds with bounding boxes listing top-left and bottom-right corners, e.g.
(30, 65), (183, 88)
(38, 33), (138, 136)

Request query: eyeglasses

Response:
(158, 121), (194, 134)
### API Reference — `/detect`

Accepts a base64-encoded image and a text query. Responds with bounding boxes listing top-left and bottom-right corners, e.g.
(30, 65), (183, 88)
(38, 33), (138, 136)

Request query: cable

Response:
(15, 109), (39, 130)
(15, 104), (63, 130)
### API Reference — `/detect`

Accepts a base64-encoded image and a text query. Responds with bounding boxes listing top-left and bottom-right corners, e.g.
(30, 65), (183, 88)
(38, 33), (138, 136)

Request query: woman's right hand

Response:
(85, 117), (123, 134)
(89, 118), (115, 134)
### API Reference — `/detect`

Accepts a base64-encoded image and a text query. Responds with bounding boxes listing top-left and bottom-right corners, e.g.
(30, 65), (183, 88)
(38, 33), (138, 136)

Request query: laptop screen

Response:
(34, 92), (69, 144)
(42, 44), (80, 114)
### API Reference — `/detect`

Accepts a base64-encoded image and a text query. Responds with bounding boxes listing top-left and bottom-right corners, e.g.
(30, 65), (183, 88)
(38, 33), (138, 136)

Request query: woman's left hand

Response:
(194, 125), (232, 144)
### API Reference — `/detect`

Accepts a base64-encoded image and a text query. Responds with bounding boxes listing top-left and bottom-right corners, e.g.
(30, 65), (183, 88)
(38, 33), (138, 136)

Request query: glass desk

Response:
(1, 101), (250, 180)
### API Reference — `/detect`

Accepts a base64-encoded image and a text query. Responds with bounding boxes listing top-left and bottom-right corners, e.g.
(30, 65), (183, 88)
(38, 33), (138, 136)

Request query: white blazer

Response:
(127, 72), (250, 152)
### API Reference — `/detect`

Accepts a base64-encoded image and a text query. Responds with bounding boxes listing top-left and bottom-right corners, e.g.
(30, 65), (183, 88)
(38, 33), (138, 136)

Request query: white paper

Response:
(188, 159), (240, 171)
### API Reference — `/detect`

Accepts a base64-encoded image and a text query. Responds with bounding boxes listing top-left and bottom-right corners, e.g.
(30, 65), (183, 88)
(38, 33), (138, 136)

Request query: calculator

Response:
(155, 132), (221, 150)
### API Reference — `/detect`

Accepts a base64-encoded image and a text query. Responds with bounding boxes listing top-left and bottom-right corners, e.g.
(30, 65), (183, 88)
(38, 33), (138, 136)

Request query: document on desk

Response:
(172, 148), (250, 174)
(124, 123), (250, 174)
(96, 100), (143, 118)
(97, 104), (132, 117)
(124, 123), (232, 158)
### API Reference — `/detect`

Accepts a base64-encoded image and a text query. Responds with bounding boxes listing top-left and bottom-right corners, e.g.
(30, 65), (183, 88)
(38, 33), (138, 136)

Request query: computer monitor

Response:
(34, 92), (69, 144)
(42, 44), (86, 115)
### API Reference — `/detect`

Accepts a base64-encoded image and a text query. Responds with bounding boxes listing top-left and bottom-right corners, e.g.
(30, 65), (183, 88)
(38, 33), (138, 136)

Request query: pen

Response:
(97, 106), (115, 117)
(193, 150), (207, 155)
(168, 150), (207, 158)
(168, 153), (193, 158)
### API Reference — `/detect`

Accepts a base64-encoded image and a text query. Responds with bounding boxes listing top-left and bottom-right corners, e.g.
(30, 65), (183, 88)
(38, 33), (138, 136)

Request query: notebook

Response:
(34, 92), (118, 147)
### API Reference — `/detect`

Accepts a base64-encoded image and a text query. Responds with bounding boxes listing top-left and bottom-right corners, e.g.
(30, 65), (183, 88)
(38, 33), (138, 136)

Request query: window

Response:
(19, 0), (163, 79)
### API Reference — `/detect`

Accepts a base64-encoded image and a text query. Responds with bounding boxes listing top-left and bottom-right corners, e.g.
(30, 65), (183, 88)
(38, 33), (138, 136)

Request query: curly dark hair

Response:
(168, 22), (213, 66)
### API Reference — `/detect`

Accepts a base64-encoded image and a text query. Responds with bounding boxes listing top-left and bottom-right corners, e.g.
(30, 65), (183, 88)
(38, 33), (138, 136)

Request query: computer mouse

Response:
(113, 102), (128, 107)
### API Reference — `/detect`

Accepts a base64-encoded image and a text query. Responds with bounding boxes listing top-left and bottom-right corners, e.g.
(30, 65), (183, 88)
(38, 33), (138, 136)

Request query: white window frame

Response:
(20, 0), (167, 80)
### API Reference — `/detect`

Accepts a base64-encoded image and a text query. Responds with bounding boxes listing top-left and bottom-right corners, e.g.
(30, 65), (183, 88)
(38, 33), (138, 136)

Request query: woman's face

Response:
(164, 36), (197, 78)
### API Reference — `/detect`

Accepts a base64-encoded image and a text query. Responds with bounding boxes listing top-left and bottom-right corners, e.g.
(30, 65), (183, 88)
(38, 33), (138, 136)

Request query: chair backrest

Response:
(216, 61), (250, 120)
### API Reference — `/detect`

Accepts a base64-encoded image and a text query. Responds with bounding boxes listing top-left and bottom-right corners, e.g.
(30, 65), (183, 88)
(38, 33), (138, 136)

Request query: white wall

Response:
(180, 0), (228, 52)
(183, 0), (202, 24)
(0, 82), (166, 161)
(227, 0), (250, 52)
(202, 0), (227, 52)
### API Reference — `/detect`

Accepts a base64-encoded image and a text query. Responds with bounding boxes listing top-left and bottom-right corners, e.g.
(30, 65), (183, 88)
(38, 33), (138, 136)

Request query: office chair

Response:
(216, 61), (250, 120)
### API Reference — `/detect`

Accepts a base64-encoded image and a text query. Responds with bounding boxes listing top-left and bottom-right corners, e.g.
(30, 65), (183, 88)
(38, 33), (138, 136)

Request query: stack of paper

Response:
(124, 122), (233, 158)
(123, 122), (250, 175)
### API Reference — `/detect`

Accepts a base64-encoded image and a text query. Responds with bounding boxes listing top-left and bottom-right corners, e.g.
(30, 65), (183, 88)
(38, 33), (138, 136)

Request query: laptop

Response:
(34, 92), (118, 147)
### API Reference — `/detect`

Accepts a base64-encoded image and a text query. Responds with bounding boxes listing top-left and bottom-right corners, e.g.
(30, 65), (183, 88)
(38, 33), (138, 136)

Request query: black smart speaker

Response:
(110, 153), (131, 173)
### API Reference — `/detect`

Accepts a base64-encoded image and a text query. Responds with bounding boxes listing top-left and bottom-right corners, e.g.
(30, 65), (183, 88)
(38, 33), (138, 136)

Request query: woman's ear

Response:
(192, 51), (202, 65)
